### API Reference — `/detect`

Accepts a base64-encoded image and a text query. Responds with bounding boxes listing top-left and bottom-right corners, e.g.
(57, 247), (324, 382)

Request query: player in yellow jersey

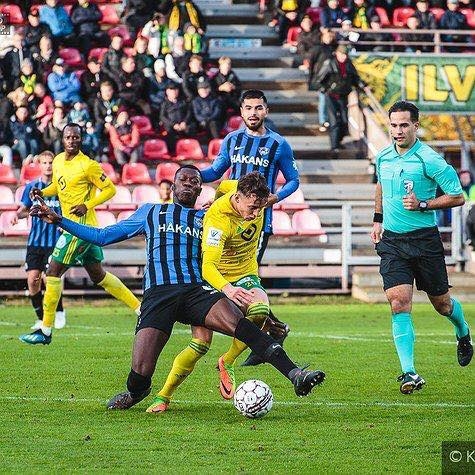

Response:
(20, 123), (141, 345)
(146, 172), (297, 413)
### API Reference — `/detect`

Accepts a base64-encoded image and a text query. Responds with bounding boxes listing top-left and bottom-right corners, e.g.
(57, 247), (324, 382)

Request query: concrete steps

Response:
(263, 90), (318, 112)
(234, 67), (307, 90)
(207, 25), (279, 46)
(202, 4), (262, 24)
(298, 159), (373, 183)
(301, 183), (376, 201)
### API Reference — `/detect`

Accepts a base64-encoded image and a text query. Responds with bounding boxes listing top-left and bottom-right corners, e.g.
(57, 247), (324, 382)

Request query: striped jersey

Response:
(21, 179), (62, 248)
(58, 202), (205, 290)
(200, 127), (300, 232)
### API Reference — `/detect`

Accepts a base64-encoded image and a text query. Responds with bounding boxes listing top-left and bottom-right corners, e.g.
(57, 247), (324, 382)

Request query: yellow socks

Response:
(41, 276), (62, 334)
(158, 338), (210, 400)
(222, 302), (270, 366)
(98, 272), (141, 312)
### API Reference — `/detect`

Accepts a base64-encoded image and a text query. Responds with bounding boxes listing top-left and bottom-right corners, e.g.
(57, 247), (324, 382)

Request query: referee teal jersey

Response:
(376, 139), (462, 233)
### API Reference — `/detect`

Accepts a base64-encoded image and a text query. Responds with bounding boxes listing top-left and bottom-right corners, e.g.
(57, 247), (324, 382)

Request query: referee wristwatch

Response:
(418, 200), (428, 211)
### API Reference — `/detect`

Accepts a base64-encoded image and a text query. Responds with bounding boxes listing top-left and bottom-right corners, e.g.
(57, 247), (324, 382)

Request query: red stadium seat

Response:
(131, 115), (155, 137)
(175, 139), (205, 161)
(194, 185), (216, 209)
(132, 184), (160, 204)
(88, 47), (108, 62)
(107, 185), (135, 211)
(392, 7), (415, 27)
(121, 163), (152, 184)
(100, 162), (119, 184)
(430, 7), (445, 22)
(375, 7), (391, 27)
(14, 186), (25, 204)
(0, 4), (24, 24)
(96, 210), (116, 227)
(0, 164), (17, 184)
(117, 210), (135, 222)
(155, 162), (180, 183)
(306, 7), (320, 24)
(0, 211), (30, 236)
(292, 209), (325, 236)
(286, 26), (301, 46)
(143, 139), (171, 160)
(20, 162), (41, 184)
(224, 115), (244, 134)
(59, 47), (84, 68)
(272, 210), (295, 236)
(0, 185), (15, 210)
(460, 8), (475, 28)
(279, 188), (310, 211)
(207, 138), (223, 161)
(107, 25), (134, 46)
(99, 4), (120, 25)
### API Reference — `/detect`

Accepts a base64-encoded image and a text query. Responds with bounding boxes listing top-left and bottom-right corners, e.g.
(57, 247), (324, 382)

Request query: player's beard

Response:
(245, 117), (264, 131)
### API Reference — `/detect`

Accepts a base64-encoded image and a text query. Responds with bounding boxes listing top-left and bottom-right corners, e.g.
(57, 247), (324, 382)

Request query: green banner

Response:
(353, 54), (475, 113)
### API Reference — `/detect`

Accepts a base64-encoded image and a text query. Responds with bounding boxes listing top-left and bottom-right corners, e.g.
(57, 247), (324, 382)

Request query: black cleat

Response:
(457, 331), (473, 367)
(107, 388), (151, 410)
(241, 325), (290, 367)
(397, 372), (425, 394)
(293, 369), (325, 397)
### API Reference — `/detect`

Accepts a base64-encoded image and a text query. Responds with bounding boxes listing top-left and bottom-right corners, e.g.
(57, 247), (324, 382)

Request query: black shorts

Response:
(25, 246), (54, 272)
(136, 283), (226, 335)
(376, 226), (449, 296)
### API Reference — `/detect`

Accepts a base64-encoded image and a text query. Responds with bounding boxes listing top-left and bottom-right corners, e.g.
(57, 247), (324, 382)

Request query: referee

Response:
(371, 101), (472, 395)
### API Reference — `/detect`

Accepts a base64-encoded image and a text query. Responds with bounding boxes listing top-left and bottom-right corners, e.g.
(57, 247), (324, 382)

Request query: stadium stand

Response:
(175, 139), (206, 161)
(121, 163), (152, 185)
(155, 162), (180, 183)
(95, 210), (117, 227)
(131, 184), (160, 204)
(0, 165), (17, 185)
(0, 211), (30, 236)
(143, 139), (171, 161)
(100, 163), (120, 184)
(19, 163), (42, 184)
(207, 138), (223, 161)
(272, 210), (295, 236)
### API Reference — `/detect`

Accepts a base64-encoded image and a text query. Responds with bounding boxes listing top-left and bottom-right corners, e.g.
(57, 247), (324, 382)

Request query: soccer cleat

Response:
(242, 326), (290, 367)
(146, 395), (170, 413)
(457, 331), (473, 367)
(293, 369), (325, 397)
(54, 310), (66, 329)
(217, 355), (236, 399)
(30, 319), (43, 330)
(19, 329), (51, 345)
(397, 372), (425, 394)
(107, 388), (151, 410)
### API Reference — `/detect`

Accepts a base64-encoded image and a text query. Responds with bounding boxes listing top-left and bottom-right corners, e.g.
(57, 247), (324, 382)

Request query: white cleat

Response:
(54, 310), (66, 329)
(30, 319), (43, 330)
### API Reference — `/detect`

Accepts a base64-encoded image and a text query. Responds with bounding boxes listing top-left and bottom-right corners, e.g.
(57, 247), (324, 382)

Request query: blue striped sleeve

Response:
(275, 140), (299, 201)
(58, 204), (152, 246)
(21, 183), (34, 207)
(200, 135), (232, 183)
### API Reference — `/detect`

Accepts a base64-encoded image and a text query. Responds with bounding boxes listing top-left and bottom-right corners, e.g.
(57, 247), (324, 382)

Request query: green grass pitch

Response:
(1, 300), (474, 473)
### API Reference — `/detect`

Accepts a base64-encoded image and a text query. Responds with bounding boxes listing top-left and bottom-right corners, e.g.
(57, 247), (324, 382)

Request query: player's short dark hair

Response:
(237, 171), (270, 201)
(158, 179), (173, 186)
(388, 101), (419, 122)
(62, 122), (82, 136)
(240, 89), (268, 107)
(175, 164), (202, 182)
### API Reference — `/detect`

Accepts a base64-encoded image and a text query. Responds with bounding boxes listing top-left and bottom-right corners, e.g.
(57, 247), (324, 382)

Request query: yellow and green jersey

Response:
(42, 151), (116, 226)
(201, 180), (263, 290)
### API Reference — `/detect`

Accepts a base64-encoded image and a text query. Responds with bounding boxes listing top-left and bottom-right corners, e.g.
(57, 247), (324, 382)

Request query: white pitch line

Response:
(0, 395), (473, 409)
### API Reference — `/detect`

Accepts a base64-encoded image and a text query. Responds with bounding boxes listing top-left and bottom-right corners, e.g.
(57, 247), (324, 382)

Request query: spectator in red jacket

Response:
(109, 107), (141, 165)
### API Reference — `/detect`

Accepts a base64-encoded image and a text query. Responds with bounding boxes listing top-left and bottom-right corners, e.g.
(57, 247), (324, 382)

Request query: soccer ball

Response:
(233, 379), (273, 419)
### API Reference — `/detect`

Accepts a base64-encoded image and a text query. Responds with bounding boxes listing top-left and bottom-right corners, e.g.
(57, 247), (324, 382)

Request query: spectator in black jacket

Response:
(296, 15), (319, 71)
(123, 0), (156, 34)
(147, 59), (174, 121)
(192, 78), (222, 139)
(213, 56), (241, 113)
(116, 56), (150, 114)
(93, 80), (121, 135)
(2, 31), (32, 91)
(313, 44), (366, 151)
(414, 0), (437, 29)
(31, 35), (59, 84)
(366, 15), (394, 52)
(101, 34), (125, 80)
(439, 0), (470, 52)
(320, 0), (348, 29)
(8, 106), (40, 161)
(80, 58), (114, 111)
(70, 0), (108, 55)
(159, 82), (195, 153)
(181, 54), (208, 102)
(24, 7), (53, 55)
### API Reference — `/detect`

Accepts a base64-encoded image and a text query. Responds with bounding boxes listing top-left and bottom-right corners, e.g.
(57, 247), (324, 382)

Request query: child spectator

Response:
(158, 179), (173, 204)
(102, 34), (125, 80)
(82, 121), (100, 160)
(213, 56), (241, 113)
(141, 12), (171, 58)
(2, 31), (32, 92)
(182, 54), (208, 102)
(367, 15), (394, 52)
(109, 108), (141, 165)
(347, 0), (375, 29)
(183, 23), (202, 54)
(47, 58), (82, 106)
(9, 106), (41, 162)
(133, 36), (155, 75)
(39, 0), (75, 48)
(67, 101), (91, 127)
(192, 78), (222, 139)
(14, 59), (37, 96)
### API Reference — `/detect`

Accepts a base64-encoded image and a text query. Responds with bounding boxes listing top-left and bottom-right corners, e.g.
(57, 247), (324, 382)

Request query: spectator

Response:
(70, 0), (108, 56)
(122, 0), (156, 34)
(116, 56), (149, 114)
(347, 0), (375, 29)
(270, 0), (309, 45)
(47, 58), (82, 105)
(308, 29), (337, 131)
(167, 0), (207, 35)
(93, 80), (121, 135)
(82, 120), (100, 160)
(320, 0), (348, 29)
(337, 18), (361, 51)
(109, 108), (141, 165)
(67, 101), (91, 127)
(2, 31), (32, 91)
(14, 59), (37, 95)
(367, 15), (394, 52)
(39, 0), (75, 48)
(43, 105), (66, 154)
(0, 119), (13, 166)
(147, 59), (175, 119)
(404, 15), (425, 53)
(296, 15), (319, 72)
(183, 22), (202, 54)
(158, 179), (173, 203)
(439, 0), (469, 52)
(164, 36), (190, 83)
(6, 87), (31, 117)
(192, 78), (223, 139)
(141, 12), (172, 58)
(414, 0), (437, 29)
(32, 35), (59, 84)
(32, 83), (54, 132)
(213, 56), (241, 113)
(159, 82), (195, 153)
(102, 34), (125, 80)
(24, 7), (53, 55)
(313, 44), (366, 151)
(9, 105), (40, 161)
(181, 54), (207, 101)
(460, 170), (475, 203)
(80, 58), (114, 111)
(132, 36), (155, 75)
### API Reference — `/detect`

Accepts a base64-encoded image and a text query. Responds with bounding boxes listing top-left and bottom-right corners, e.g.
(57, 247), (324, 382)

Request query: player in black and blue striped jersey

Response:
(12, 151), (66, 330)
(200, 89), (299, 364)
(31, 165), (325, 409)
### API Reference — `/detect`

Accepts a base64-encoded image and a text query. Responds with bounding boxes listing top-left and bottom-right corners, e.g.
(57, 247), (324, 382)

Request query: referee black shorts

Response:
(376, 226), (450, 296)
(136, 283), (226, 335)
(25, 246), (54, 272)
